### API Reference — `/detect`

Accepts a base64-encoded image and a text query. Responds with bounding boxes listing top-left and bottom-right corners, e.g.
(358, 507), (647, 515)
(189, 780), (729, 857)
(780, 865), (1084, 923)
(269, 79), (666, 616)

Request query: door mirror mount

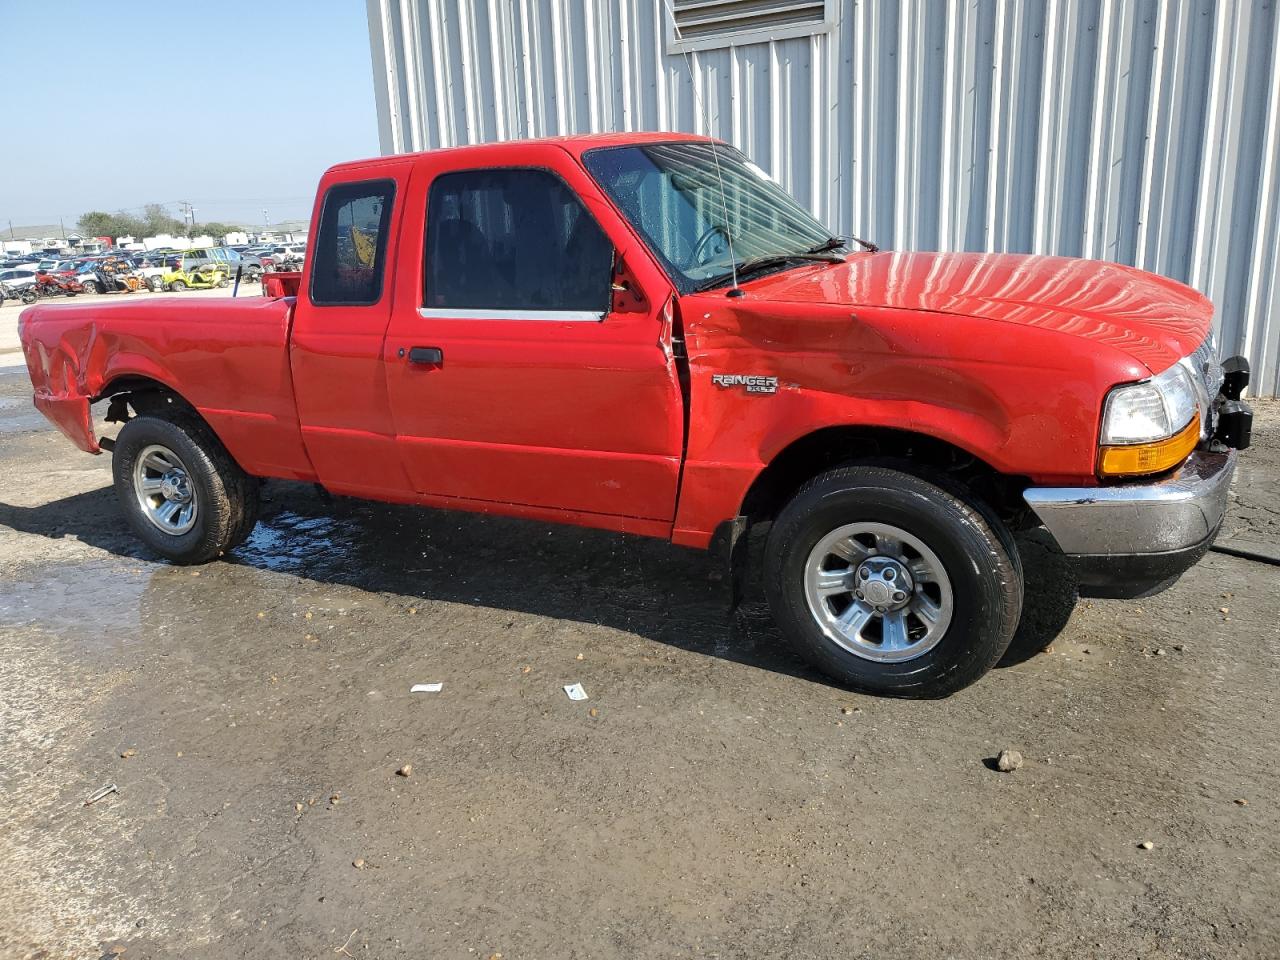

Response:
(609, 255), (648, 315)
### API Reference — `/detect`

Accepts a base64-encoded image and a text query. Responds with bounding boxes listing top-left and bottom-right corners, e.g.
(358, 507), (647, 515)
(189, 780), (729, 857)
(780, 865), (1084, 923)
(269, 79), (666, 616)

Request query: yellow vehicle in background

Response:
(162, 261), (230, 292)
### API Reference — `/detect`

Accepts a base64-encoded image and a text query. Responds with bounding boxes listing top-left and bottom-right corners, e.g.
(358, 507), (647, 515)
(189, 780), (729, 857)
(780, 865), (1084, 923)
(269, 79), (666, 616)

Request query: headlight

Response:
(1101, 362), (1199, 444)
(1098, 362), (1201, 476)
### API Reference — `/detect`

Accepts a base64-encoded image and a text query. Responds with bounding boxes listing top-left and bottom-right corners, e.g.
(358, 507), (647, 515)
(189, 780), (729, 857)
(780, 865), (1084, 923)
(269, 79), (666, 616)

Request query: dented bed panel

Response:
(18, 297), (317, 481)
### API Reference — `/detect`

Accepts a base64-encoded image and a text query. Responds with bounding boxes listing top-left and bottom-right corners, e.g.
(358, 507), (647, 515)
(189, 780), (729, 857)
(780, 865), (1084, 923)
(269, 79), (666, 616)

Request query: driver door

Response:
(382, 151), (685, 524)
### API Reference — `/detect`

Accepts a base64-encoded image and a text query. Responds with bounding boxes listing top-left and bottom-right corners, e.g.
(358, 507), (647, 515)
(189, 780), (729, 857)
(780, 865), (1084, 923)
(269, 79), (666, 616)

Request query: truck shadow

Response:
(0, 481), (1076, 682)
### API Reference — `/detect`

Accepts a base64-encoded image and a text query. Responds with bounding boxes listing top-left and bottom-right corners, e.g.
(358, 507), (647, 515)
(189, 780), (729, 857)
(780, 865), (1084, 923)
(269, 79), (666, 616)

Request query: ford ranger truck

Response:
(18, 133), (1253, 698)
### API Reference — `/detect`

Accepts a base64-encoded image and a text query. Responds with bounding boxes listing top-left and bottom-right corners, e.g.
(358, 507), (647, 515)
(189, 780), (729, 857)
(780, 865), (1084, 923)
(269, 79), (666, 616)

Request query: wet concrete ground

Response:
(1, 339), (1278, 959)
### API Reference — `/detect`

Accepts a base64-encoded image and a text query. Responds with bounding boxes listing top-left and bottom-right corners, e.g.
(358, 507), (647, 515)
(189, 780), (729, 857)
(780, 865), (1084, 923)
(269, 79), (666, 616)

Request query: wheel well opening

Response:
(96, 376), (200, 425)
(740, 426), (1032, 526)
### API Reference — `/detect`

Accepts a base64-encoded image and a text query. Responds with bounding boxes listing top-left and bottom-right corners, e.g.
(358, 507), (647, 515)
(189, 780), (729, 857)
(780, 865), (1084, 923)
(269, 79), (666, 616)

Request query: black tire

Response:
(21, 289), (37, 304)
(764, 465), (1022, 698)
(170, 279), (186, 292)
(111, 414), (260, 564)
(81, 280), (98, 294)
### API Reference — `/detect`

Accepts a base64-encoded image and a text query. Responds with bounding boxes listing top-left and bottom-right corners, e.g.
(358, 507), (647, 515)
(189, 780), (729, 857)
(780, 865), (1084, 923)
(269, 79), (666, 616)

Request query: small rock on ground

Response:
(995, 749), (1023, 772)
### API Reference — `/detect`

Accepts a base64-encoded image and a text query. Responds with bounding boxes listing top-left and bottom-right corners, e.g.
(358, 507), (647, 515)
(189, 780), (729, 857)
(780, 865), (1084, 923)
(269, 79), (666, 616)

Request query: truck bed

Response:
(19, 295), (316, 481)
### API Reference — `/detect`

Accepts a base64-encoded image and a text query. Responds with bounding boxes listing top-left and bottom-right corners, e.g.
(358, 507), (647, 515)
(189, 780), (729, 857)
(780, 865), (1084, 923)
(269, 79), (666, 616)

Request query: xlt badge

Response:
(712, 374), (779, 395)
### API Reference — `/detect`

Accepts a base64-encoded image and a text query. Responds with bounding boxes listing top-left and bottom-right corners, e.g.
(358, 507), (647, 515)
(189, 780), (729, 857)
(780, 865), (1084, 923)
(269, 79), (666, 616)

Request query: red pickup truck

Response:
(19, 132), (1253, 697)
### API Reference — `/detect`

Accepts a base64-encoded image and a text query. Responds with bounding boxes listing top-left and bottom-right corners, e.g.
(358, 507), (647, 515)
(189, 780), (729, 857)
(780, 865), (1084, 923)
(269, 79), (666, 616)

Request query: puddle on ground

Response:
(236, 510), (356, 575)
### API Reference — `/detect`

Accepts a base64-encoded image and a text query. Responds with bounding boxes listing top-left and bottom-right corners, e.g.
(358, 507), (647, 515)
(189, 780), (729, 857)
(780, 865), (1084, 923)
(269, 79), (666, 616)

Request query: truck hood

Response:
(740, 251), (1212, 373)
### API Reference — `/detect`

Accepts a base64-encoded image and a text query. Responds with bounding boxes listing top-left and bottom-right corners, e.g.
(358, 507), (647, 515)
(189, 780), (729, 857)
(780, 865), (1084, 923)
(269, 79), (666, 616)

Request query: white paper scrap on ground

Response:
(563, 683), (589, 701)
(410, 682), (444, 693)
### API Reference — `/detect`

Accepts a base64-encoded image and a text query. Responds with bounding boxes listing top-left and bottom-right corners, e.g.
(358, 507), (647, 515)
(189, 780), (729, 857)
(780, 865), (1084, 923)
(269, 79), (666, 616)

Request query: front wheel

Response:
(111, 414), (260, 564)
(169, 279), (186, 292)
(21, 288), (37, 304)
(764, 465), (1022, 698)
(81, 280), (98, 294)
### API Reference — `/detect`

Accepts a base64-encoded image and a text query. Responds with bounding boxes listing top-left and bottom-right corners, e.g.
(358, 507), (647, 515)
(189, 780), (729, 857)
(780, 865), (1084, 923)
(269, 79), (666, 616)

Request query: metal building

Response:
(366, 0), (1280, 395)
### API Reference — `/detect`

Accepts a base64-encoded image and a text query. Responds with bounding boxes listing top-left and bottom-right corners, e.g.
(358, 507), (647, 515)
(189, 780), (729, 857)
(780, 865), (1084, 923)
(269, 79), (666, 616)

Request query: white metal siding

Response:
(367, 0), (1280, 395)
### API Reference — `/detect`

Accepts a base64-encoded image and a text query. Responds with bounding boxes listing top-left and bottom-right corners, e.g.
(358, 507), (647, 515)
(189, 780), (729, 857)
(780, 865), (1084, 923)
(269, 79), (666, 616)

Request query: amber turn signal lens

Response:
(1098, 417), (1200, 477)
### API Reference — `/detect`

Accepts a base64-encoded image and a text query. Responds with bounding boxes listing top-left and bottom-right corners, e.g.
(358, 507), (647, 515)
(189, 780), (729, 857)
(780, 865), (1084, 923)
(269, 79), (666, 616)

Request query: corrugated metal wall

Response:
(367, 0), (1280, 395)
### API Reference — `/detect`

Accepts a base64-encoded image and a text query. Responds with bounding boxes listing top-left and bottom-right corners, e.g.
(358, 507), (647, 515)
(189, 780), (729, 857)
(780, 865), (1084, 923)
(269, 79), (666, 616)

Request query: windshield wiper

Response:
(807, 235), (879, 254)
(694, 252), (843, 293)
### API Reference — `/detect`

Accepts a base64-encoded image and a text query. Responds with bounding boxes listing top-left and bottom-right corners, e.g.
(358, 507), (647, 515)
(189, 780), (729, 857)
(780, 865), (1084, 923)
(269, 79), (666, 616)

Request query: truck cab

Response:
(18, 133), (1253, 697)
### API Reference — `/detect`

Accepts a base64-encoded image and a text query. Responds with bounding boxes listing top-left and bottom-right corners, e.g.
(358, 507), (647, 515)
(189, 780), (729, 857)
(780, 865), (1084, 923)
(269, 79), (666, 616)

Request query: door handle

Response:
(407, 346), (443, 365)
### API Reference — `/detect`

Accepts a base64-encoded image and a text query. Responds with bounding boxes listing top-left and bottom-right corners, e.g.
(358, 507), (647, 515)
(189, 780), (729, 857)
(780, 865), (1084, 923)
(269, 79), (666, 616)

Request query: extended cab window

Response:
(424, 168), (612, 314)
(312, 179), (395, 306)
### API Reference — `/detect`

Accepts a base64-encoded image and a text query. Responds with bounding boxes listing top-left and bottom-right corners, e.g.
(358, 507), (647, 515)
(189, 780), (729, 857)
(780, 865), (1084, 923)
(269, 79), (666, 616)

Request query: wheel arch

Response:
(739, 424), (1032, 526)
(96, 373), (221, 445)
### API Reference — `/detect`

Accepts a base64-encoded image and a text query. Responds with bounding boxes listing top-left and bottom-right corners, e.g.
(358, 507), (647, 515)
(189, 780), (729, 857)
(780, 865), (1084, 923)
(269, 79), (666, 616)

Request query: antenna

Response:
(663, 0), (740, 295)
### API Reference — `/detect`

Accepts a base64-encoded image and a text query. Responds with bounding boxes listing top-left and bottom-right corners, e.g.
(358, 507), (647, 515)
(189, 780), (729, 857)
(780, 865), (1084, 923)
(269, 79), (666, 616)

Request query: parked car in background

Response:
(0, 267), (37, 290)
(127, 257), (167, 292)
(177, 247), (262, 282)
(73, 263), (106, 294)
(262, 242), (306, 268)
(229, 250), (266, 280)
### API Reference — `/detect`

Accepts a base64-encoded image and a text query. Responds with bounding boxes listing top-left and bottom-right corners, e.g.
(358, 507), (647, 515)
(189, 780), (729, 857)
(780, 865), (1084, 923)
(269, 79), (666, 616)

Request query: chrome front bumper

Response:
(1022, 449), (1237, 597)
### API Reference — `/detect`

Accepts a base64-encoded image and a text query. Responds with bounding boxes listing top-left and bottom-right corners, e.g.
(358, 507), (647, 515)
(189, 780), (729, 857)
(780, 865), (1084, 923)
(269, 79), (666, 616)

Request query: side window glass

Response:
(424, 168), (613, 313)
(311, 179), (395, 306)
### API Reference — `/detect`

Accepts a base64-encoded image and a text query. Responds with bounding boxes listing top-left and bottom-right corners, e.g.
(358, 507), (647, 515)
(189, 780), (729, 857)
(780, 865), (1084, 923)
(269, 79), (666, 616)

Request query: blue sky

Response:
(0, 0), (379, 231)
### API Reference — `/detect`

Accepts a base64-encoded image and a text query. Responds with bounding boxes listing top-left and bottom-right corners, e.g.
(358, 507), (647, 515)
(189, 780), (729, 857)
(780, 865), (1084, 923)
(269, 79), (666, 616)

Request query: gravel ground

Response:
(1, 292), (1278, 959)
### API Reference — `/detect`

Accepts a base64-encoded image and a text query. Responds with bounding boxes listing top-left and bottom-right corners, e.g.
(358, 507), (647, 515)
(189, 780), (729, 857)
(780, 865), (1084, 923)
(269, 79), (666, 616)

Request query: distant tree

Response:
(77, 210), (146, 241)
(79, 207), (244, 243)
(197, 222), (244, 241)
(76, 211), (119, 238)
(141, 203), (187, 237)
(115, 213), (147, 239)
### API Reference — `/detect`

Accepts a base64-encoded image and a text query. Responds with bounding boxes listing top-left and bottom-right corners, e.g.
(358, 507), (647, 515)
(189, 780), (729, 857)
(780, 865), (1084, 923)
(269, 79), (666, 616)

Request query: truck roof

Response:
(323, 130), (712, 176)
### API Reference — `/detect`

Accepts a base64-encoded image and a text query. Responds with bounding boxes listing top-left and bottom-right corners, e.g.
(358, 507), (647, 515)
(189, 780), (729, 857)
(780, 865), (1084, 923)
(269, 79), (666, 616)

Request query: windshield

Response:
(583, 141), (833, 292)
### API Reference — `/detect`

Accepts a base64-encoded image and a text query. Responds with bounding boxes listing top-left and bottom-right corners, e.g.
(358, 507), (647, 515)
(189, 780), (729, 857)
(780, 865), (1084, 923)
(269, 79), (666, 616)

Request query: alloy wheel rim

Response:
(803, 521), (954, 663)
(132, 443), (198, 535)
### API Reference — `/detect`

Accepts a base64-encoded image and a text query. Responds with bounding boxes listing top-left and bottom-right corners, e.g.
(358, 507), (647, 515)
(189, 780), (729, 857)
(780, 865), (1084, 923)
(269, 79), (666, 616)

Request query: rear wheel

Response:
(81, 280), (98, 294)
(764, 465), (1022, 698)
(111, 414), (259, 564)
(148, 276), (162, 292)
